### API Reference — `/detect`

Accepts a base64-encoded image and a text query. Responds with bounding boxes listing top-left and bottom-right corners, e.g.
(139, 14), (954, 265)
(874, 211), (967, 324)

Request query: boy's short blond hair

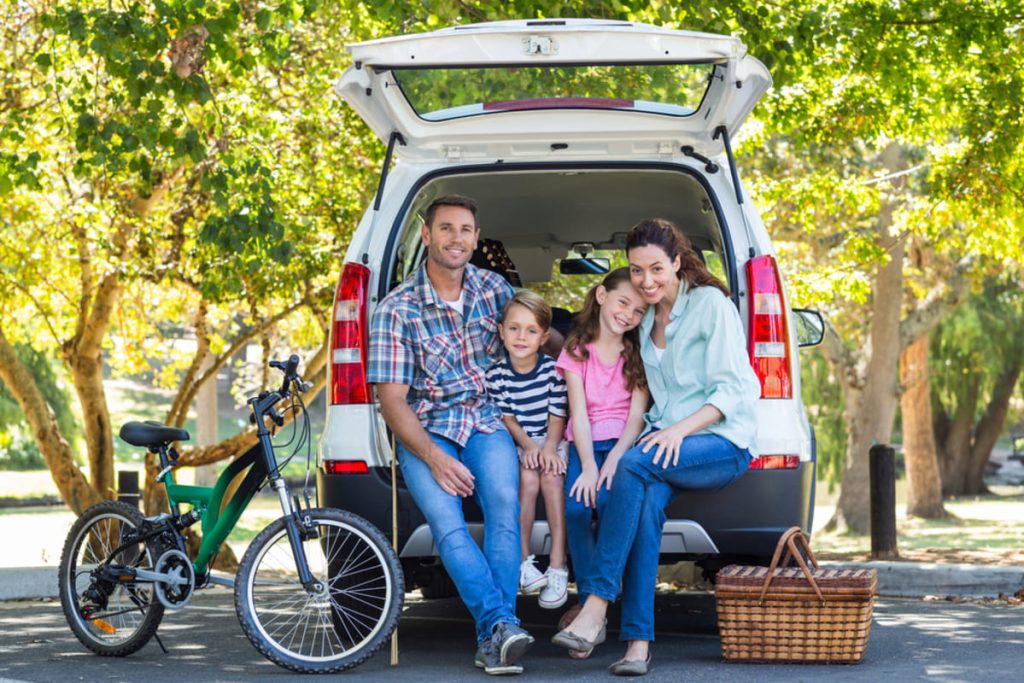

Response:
(501, 290), (552, 330)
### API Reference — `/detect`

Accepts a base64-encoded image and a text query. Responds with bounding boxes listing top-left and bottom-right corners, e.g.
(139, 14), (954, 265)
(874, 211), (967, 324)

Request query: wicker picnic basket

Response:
(715, 526), (876, 664)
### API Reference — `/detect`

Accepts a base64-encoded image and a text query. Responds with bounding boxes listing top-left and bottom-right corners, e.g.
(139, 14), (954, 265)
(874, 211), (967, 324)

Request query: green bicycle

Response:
(58, 356), (404, 673)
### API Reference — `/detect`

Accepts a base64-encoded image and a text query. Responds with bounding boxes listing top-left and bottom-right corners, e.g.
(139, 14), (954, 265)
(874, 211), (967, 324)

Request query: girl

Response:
(552, 219), (760, 675)
(555, 267), (649, 657)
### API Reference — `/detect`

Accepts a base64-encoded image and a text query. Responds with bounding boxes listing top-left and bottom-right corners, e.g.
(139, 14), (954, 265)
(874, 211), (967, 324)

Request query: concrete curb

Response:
(822, 560), (1024, 598)
(0, 567), (57, 601)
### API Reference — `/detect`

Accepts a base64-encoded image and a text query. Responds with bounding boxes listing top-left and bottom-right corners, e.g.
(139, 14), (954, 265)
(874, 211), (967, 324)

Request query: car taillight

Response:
(746, 255), (792, 399)
(323, 460), (370, 475)
(330, 262), (370, 405)
(749, 455), (800, 470)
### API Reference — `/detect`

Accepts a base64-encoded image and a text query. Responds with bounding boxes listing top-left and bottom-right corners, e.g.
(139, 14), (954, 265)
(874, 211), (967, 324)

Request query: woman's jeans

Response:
(587, 434), (751, 642)
(564, 439), (616, 603)
(397, 428), (520, 644)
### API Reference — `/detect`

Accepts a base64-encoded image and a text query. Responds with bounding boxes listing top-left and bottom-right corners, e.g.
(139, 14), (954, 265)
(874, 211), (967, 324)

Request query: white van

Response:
(317, 19), (824, 595)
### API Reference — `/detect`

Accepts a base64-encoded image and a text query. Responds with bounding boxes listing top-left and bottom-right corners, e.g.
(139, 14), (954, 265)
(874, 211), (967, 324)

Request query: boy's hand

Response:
(569, 462), (599, 508)
(539, 445), (565, 475)
(519, 442), (542, 470)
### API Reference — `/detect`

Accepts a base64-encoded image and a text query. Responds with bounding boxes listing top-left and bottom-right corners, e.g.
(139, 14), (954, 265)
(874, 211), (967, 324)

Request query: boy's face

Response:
(499, 304), (550, 363)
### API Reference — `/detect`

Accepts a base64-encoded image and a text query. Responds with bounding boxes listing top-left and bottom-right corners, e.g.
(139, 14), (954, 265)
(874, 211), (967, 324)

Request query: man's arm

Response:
(376, 383), (475, 497)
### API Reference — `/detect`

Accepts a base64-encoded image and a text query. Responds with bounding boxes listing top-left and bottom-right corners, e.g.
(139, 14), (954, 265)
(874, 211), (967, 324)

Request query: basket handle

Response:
(758, 526), (824, 604)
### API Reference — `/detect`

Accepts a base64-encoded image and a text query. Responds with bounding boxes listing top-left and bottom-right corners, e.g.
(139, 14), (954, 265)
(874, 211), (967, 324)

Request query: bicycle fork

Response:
(270, 478), (323, 594)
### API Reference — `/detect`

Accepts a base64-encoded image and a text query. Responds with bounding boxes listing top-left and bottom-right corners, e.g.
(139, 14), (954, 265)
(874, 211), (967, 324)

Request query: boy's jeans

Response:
(587, 434), (751, 641)
(397, 428), (521, 644)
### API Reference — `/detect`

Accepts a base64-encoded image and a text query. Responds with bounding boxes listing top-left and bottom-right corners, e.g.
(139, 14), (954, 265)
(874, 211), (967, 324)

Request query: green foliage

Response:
(800, 348), (847, 490)
(0, 345), (80, 470)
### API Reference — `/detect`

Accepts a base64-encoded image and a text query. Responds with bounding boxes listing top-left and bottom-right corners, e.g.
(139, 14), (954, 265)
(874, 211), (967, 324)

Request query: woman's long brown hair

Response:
(564, 267), (647, 392)
(625, 218), (730, 296)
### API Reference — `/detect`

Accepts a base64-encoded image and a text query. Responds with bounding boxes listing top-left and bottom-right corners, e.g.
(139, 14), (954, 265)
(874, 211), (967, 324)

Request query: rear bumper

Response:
(317, 462), (815, 561)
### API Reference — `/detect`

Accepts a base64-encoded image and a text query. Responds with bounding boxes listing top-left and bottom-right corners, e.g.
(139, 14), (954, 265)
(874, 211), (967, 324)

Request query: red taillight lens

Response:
(330, 263), (371, 405)
(749, 455), (800, 470)
(746, 255), (792, 399)
(323, 460), (369, 475)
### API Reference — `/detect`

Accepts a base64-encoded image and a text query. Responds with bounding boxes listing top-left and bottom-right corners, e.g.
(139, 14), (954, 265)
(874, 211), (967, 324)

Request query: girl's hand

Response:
(519, 443), (542, 470)
(596, 455), (619, 491)
(569, 463), (599, 508)
(539, 446), (564, 475)
(639, 423), (691, 468)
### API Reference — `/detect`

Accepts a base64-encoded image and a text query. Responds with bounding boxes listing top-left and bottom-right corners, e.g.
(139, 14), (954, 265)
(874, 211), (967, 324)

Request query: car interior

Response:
(389, 167), (732, 333)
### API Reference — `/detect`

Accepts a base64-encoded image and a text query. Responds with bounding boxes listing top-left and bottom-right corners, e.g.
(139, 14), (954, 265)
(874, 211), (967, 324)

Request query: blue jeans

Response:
(564, 439), (615, 603)
(397, 428), (521, 644)
(588, 434), (750, 641)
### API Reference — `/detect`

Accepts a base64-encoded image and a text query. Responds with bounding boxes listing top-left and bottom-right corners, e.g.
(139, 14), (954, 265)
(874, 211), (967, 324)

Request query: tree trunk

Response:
(0, 328), (101, 514)
(834, 233), (905, 534)
(899, 334), (946, 518)
(938, 376), (980, 496)
(964, 366), (1021, 494)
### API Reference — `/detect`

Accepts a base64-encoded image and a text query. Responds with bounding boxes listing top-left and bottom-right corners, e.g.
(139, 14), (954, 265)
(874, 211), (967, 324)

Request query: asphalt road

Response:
(1, 590), (1022, 682)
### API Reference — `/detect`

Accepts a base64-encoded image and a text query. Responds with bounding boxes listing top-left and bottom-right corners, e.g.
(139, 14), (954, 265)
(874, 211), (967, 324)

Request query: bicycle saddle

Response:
(119, 421), (191, 447)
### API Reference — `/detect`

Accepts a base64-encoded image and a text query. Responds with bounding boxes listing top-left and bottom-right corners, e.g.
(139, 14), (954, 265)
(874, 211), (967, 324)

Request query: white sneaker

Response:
(538, 566), (568, 609)
(519, 555), (547, 593)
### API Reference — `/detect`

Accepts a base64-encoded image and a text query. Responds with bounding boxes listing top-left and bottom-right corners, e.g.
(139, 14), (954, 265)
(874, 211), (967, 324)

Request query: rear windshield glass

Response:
(390, 63), (717, 121)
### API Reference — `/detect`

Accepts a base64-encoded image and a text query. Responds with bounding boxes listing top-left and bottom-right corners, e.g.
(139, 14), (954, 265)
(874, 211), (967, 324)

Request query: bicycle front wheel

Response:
(58, 501), (165, 656)
(234, 507), (404, 673)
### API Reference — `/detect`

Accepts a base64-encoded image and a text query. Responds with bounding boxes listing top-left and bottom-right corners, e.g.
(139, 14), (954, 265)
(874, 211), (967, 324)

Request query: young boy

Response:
(485, 290), (570, 609)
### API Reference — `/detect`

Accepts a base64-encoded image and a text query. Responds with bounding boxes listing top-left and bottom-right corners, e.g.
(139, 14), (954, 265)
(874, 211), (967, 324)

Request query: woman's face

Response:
(628, 244), (681, 306)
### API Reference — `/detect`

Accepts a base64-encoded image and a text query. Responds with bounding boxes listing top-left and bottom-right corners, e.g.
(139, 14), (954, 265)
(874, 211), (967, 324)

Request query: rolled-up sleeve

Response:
(701, 293), (758, 420)
(367, 301), (415, 386)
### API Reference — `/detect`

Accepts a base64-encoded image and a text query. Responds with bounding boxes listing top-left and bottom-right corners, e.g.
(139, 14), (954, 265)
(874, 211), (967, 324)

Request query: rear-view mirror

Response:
(560, 257), (610, 275)
(793, 308), (825, 347)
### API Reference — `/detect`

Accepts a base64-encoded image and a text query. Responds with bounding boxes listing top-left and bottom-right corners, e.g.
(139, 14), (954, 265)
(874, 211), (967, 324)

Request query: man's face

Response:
(422, 205), (479, 272)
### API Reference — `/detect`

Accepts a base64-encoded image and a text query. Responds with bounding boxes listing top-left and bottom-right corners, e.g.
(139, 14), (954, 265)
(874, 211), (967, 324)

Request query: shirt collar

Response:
(415, 262), (483, 309)
(639, 279), (691, 335)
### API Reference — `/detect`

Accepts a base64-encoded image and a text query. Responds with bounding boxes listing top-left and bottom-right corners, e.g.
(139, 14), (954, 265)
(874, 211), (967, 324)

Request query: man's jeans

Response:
(397, 428), (521, 644)
(587, 434), (750, 642)
(564, 439), (616, 604)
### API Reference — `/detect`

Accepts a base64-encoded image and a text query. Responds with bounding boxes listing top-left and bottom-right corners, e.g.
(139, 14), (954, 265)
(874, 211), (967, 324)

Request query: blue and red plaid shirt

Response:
(367, 263), (514, 447)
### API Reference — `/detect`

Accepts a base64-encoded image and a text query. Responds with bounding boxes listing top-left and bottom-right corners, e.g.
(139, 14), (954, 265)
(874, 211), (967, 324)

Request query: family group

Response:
(367, 194), (759, 676)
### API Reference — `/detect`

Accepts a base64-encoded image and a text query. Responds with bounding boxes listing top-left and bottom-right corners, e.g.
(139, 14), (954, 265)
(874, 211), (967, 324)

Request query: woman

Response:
(551, 218), (760, 675)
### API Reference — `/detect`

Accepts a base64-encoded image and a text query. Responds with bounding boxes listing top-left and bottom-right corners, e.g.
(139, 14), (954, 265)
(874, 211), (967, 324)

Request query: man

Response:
(368, 195), (533, 675)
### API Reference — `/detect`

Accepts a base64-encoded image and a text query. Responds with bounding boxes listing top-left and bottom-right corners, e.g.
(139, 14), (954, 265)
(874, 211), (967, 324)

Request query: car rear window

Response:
(390, 62), (717, 122)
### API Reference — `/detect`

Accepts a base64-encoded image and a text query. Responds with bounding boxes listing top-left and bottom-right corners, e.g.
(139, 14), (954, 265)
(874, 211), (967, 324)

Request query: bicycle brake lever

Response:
(296, 380), (313, 393)
(269, 408), (285, 427)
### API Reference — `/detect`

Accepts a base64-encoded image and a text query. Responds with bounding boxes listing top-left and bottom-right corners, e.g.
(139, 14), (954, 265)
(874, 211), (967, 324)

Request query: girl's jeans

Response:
(587, 434), (751, 641)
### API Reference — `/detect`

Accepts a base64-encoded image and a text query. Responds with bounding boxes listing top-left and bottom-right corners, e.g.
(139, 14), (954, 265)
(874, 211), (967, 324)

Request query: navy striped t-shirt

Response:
(485, 353), (568, 438)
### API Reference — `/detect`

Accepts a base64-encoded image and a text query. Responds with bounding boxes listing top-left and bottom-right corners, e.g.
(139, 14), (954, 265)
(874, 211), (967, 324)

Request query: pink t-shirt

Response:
(555, 343), (632, 443)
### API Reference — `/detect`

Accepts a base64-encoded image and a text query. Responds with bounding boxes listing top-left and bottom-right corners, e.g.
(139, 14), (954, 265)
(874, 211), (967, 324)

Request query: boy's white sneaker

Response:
(538, 566), (568, 609)
(519, 555), (547, 593)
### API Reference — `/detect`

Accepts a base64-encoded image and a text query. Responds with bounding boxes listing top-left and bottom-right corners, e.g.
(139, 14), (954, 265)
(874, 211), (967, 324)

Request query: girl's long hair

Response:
(625, 218), (730, 296)
(564, 267), (647, 392)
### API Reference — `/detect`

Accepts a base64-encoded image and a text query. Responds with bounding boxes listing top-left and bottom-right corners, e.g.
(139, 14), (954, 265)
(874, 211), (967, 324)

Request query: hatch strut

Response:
(713, 124), (756, 258)
(373, 131), (407, 211)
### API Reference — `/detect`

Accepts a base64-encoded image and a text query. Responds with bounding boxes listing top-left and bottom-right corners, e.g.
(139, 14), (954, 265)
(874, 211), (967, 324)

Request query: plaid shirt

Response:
(368, 263), (514, 447)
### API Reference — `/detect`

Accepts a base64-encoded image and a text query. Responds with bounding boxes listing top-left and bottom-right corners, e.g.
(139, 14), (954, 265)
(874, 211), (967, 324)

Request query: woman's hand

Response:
(569, 462), (599, 508)
(639, 422), (692, 468)
(519, 442), (542, 470)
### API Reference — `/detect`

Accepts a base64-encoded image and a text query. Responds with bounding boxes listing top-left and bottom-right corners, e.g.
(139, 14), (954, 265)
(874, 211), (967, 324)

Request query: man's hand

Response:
(427, 450), (475, 497)
(569, 462), (599, 508)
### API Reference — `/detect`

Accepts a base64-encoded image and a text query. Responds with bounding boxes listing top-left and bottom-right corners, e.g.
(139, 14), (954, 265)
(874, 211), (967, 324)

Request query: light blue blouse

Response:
(639, 284), (760, 453)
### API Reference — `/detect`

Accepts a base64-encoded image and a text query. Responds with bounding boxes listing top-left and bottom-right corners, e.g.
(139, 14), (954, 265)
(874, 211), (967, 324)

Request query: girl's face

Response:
(628, 244), (682, 306)
(595, 281), (647, 338)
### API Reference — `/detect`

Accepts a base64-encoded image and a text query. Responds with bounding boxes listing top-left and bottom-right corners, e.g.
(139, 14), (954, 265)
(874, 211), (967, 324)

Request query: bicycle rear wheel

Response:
(234, 507), (404, 673)
(58, 501), (165, 656)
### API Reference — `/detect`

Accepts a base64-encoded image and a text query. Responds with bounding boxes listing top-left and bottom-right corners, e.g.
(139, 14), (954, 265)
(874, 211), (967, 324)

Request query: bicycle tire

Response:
(234, 507), (404, 673)
(58, 501), (165, 656)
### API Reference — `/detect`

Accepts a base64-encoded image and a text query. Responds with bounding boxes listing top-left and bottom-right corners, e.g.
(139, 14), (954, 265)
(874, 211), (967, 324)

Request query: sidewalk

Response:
(4, 560), (1022, 602)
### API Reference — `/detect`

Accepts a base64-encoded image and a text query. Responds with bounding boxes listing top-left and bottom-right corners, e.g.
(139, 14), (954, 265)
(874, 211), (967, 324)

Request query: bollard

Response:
(869, 444), (898, 560)
(118, 470), (140, 509)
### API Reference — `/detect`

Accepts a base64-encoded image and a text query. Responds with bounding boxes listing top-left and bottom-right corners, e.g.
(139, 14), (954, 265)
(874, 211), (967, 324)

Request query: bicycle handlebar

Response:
(248, 355), (310, 427)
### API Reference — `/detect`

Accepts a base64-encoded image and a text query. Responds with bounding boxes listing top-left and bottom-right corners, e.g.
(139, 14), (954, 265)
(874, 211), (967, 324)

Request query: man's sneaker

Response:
(474, 637), (523, 675)
(538, 566), (569, 609)
(519, 555), (547, 593)
(493, 621), (534, 669)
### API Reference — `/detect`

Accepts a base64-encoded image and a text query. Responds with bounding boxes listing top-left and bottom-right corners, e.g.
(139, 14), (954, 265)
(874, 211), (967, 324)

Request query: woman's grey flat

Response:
(550, 622), (606, 653)
(609, 654), (651, 676)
